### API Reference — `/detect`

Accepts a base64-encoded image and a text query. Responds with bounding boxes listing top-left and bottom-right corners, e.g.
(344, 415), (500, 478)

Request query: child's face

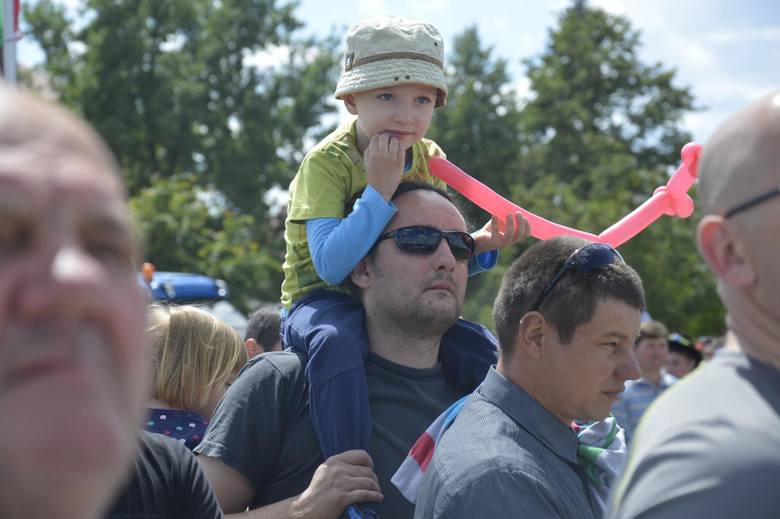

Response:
(345, 83), (438, 153)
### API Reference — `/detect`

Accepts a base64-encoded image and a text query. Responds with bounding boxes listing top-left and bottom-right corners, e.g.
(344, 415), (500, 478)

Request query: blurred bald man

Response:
(0, 84), (221, 519)
(608, 92), (780, 518)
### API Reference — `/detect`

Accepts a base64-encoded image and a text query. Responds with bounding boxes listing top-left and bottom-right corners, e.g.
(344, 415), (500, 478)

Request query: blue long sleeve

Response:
(470, 250), (498, 276)
(306, 186), (397, 285)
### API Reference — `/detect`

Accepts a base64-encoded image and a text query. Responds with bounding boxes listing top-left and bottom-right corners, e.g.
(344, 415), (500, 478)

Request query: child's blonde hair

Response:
(148, 305), (247, 413)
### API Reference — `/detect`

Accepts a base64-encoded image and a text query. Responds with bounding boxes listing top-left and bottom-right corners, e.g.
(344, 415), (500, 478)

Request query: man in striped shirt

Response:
(415, 237), (645, 518)
(610, 321), (676, 442)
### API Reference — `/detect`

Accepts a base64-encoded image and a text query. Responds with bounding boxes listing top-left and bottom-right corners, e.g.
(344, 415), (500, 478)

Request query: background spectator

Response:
(611, 320), (676, 441)
(665, 333), (702, 378)
(147, 305), (247, 449)
(245, 303), (283, 358)
(414, 237), (645, 519)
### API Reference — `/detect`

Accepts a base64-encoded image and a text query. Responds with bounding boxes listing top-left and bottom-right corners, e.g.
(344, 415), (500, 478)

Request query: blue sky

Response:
(17, 0), (780, 145)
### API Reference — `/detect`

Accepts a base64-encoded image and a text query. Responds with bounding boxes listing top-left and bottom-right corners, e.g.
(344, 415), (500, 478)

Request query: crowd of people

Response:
(1, 13), (777, 519)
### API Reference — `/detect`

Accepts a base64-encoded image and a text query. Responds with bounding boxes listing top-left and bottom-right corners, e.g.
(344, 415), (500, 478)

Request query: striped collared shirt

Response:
(414, 368), (600, 519)
(611, 372), (677, 442)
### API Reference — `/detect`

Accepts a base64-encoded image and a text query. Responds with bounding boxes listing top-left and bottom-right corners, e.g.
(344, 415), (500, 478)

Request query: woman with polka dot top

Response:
(145, 305), (247, 450)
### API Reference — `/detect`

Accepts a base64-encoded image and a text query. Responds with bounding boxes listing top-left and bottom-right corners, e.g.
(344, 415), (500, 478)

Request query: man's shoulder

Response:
(108, 432), (222, 519)
(636, 351), (780, 444)
(240, 351), (306, 381)
(419, 399), (569, 519)
(226, 351), (309, 413)
(430, 395), (546, 483)
(612, 356), (780, 519)
(136, 429), (191, 465)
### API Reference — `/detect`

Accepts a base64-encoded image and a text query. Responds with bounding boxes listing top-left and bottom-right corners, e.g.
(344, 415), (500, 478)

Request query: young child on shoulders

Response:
(280, 14), (528, 478)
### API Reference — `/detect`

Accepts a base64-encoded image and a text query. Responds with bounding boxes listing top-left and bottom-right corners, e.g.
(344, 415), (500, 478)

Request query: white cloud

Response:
(407, 0), (448, 18)
(707, 27), (780, 43)
(682, 110), (729, 145)
(591, 0), (627, 15)
(357, 0), (389, 18)
(242, 45), (290, 70)
(669, 38), (716, 69)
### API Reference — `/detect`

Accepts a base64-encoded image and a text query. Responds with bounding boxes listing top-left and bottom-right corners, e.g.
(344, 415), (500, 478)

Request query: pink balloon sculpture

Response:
(430, 142), (702, 248)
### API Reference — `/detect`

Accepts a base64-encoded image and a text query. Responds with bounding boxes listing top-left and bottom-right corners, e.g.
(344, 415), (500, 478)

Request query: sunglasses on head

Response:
(530, 243), (624, 312)
(376, 225), (475, 261)
(724, 186), (780, 219)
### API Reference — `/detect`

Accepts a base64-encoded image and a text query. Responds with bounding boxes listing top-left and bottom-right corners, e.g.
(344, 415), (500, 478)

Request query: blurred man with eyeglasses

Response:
(414, 236), (645, 519)
(196, 182), (510, 519)
(608, 91), (780, 518)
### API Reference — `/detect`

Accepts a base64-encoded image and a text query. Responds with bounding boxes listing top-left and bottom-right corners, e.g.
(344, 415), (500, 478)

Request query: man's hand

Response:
(364, 133), (405, 202)
(472, 212), (530, 255)
(290, 450), (383, 519)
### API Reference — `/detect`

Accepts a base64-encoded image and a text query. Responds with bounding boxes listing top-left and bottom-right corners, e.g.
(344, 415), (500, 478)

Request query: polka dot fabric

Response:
(146, 408), (209, 451)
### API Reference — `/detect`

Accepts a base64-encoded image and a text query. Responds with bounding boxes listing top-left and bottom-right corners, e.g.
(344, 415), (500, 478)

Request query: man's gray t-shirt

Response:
(608, 350), (780, 518)
(195, 351), (465, 518)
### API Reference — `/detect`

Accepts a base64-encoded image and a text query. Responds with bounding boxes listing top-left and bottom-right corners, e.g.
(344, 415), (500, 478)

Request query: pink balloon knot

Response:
(680, 142), (703, 179)
(655, 186), (694, 218)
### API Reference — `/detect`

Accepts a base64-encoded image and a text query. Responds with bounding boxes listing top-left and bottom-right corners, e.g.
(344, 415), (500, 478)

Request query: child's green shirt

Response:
(281, 119), (447, 308)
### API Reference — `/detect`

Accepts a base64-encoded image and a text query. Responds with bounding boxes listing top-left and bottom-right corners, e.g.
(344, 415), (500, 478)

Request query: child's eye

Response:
(377, 93), (394, 101)
(416, 96), (432, 105)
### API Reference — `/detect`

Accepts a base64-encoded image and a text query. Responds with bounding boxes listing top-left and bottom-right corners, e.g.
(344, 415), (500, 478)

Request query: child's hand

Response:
(364, 132), (405, 201)
(472, 212), (530, 255)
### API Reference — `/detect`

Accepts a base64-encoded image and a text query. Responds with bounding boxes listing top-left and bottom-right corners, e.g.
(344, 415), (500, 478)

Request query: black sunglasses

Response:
(724, 186), (780, 219)
(530, 243), (624, 312)
(376, 225), (475, 261)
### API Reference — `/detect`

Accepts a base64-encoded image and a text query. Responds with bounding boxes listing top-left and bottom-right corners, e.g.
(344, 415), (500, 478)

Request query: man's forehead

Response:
(0, 151), (129, 226)
(581, 298), (641, 337)
(0, 146), (122, 191)
(388, 189), (466, 231)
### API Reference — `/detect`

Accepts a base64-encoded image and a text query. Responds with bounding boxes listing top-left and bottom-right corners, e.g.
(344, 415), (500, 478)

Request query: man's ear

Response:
(517, 311), (546, 359)
(245, 338), (261, 358)
(350, 256), (372, 290)
(344, 94), (358, 116)
(697, 215), (756, 288)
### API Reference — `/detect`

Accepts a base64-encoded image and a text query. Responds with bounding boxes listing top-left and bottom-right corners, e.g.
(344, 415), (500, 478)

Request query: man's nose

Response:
(433, 238), (457, 272)
(617, 349), (642, 381)
(16, 245), (108, 318)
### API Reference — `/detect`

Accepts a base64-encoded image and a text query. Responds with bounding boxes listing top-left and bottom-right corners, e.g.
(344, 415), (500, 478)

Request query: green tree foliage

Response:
(25, 0), (339, 214)
(24, 0), (340, 310)
(437, 4), (724, 336)
(130, 174), (282, 312)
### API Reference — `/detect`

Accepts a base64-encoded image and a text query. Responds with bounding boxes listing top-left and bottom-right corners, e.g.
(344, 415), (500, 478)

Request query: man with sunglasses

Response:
(415, 236), (645, 519)
(197, 182), (503, 519)
(608, 92), (780, 518)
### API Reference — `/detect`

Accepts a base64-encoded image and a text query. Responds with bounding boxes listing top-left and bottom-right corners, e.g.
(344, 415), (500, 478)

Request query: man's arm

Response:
(416, 469), (564, 519)
(199, 451), (383, 519)
(197, 455), (255, 515)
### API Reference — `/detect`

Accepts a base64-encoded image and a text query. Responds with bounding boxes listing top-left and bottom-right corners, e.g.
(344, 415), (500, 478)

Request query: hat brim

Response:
(335, 58), (447, 108)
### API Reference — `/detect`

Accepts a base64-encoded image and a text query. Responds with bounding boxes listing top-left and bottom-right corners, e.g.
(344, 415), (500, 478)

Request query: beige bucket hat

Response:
(334, 16), (448, 107)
